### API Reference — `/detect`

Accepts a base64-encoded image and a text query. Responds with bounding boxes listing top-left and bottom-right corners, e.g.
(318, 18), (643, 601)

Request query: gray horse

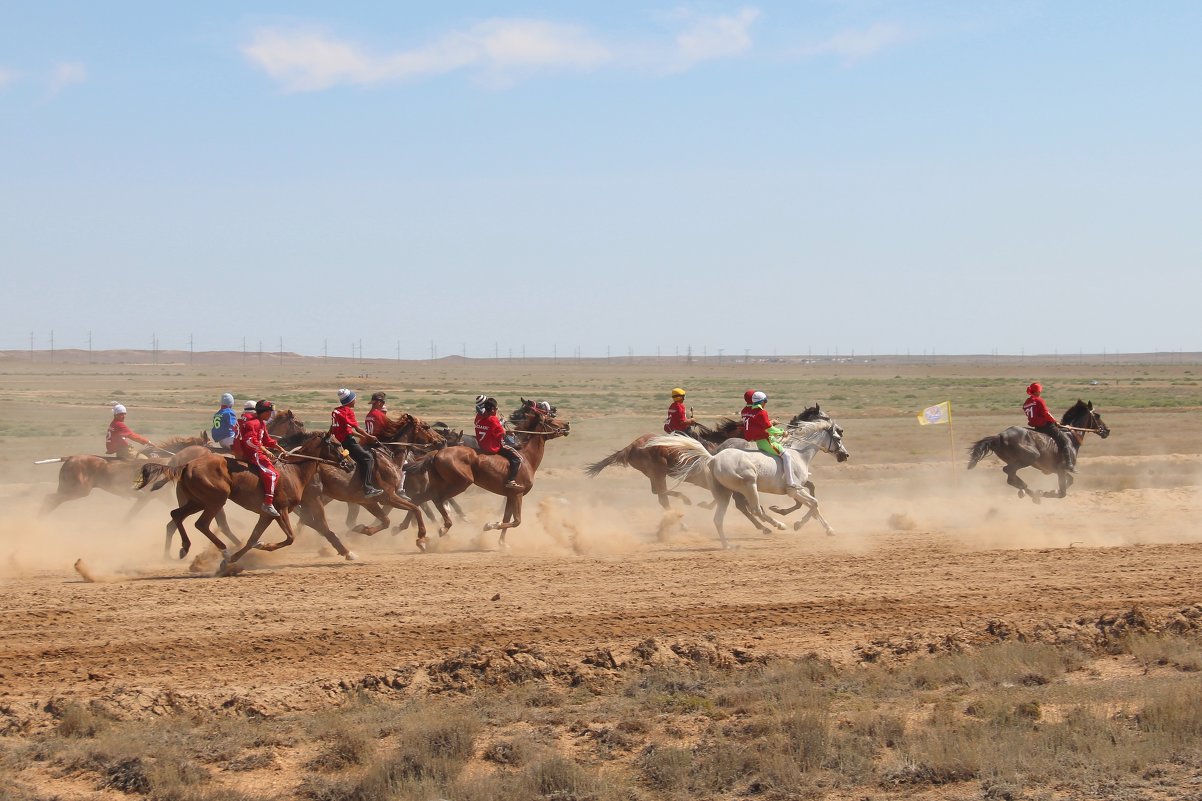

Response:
(650, 420), (848, 548)
(967, 399), (1110, 502)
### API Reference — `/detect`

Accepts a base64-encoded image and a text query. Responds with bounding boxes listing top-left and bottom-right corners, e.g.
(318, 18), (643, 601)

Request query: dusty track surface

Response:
(4, 453), (1202, 732)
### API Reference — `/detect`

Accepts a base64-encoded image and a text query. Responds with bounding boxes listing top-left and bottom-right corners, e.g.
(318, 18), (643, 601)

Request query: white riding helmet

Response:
(243, 400), (257, 411)
(111, 403), (127, 415)
(751, 391), (767, 405)
(220, 392), (234, 406)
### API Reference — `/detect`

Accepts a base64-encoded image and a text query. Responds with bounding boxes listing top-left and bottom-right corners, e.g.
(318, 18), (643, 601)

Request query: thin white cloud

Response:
(798, 22), (909, 61)
(243, 19), (612, 92)
(671, 7), (760, 71)
(49, 61), (87, 93)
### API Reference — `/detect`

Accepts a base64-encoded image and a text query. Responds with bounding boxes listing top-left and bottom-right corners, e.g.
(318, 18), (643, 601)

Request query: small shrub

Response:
(56, 703), (109, 738)
(638, 744), (692, 790)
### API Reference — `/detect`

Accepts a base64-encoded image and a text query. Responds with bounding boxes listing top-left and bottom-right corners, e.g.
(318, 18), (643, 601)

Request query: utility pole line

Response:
(88, 330), (93, 364)
(278, 336), (284, 367)
(49, 330), (54, 363)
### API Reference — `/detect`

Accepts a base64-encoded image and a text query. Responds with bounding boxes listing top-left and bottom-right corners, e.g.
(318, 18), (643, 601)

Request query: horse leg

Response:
(489, 495), (524, 547)
(1045, 471), (1073, 499)
(741, 481), (786, 531)
(384, 492), (427, 540)
(1004, 464), (1040, 504)
(220, 516), (275, 574)
(733, 492), (773, 534)
(168, 500), (204, 559)
(788, 487), (834, 536)
(665, 490), (693, 506)
(711, 487), (734, 549)
(345, 502), (360, 529)
(350, 501), (390, 536)
(193, 510), (233, 556)
(280, 497), (354, 559)
(432, 498), (455, 537)
(449, 498), (468, 522)
(214, 508), (243, 550)
(123, 493), (154, 522)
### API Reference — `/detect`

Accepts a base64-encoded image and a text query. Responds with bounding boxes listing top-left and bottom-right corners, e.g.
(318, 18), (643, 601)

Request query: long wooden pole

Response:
(947, 401), (959, 487)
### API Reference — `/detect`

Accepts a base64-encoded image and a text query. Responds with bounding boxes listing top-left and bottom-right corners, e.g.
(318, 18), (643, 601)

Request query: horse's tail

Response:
(646, 435), (713, 481)
(584, 446), (633, 477)
(135, 462), (177, 491)
(966, 436), (1000, 470)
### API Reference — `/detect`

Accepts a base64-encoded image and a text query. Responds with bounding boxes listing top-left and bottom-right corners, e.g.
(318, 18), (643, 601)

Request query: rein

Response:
(280, 452), (346, 467)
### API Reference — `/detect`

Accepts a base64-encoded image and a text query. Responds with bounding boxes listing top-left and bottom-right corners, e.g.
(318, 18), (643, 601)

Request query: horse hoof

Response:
(416, 538), (427, 553)
(438, 527), (449, 537)
(483, 522), (497, 532)
(178, 546), (188, 560)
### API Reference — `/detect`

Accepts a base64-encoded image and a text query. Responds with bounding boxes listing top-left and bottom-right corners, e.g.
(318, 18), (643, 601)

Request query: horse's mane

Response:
(158, 434), (207, 452)
(1060, 400), (1092, 426)
(376, 413), (418, 441)
(278, 430), (320, 449)
(788, 404), (827, 427)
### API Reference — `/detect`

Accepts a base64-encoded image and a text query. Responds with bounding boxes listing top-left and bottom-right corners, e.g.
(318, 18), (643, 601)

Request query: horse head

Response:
(512, 399), (570, 439)
(1063, 399), (1110, 439)
(268, 409), (306, 439)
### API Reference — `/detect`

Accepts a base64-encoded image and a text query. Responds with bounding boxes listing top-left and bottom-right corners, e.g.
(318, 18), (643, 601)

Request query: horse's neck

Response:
(517, 431), (548, 471)
(785, 440), (823, 466)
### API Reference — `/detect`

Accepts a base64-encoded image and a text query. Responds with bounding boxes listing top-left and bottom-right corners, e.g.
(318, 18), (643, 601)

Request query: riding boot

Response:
(359, 453), (383, 498)
(503, 451), (521, 489)
(779, 448), (802, 491)
(1063, 448), (1077, 475)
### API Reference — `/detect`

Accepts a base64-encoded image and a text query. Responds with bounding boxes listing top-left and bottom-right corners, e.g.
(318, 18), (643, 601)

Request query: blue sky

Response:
(3, 2), (1200, 358)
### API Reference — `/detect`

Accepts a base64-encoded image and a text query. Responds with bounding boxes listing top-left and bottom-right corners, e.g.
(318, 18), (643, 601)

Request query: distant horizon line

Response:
(3, 348), (1201, 367)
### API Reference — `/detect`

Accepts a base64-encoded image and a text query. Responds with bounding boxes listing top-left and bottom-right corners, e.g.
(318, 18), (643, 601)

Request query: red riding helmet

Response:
(1027, 383), (1042, 396)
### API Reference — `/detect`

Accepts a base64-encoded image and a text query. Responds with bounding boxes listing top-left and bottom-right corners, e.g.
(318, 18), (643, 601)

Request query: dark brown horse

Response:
(139, 432), (354, 573)
(968, 400), (1110, 502)
(404, 400), (570, 546)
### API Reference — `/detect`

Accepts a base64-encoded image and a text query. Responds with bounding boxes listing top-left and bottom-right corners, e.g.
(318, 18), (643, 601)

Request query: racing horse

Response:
(967, 399), (1110, 501)
(586, 405), (848, 532)
(650, 419), (848, 548)
(138, 432), (354, 573)
(403, 400), (570, 546)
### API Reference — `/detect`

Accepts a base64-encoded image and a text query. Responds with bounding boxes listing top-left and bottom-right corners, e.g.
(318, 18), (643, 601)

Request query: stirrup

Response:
(364, 486), (384, 498)
(504, 480), (521, 489)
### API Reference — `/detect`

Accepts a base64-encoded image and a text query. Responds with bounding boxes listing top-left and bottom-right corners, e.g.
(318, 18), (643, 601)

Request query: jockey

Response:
(240, 400), (257, 423)
(106, 404), (153, 459)
(475, 396), (522, 489)
(364, 392), (389, 437)
(328, 389), (384, 498)
(210, 393), (238, 450)
(741, 391), (801, 491)
(1023, 382), (1076, 473)
(233, 399), (286, 517)
(664, 388), (699, 435)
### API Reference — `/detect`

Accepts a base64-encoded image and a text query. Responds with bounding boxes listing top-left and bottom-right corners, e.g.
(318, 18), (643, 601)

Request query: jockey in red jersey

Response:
(1023, 382), (1076, 473)
(328, 388), (384, 498)
(474, 395), (522, 489)
(106, 404), (153, 460)
(233, 399), (286, 517)
(364, 392), (389, 437)
(239, 400), (257, 424)
(664, 388), (699, 435)
(741, 391), (801, 491)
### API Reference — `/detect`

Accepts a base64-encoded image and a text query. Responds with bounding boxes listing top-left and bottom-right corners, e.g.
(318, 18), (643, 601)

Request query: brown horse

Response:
(41, 435), (208, 516)
(404, 399), (570, 546)
(967, 400), (1110, 502)
(306, 413), (446, 548)
(133, 411), (308, 554)
(139, 432), (353, 573)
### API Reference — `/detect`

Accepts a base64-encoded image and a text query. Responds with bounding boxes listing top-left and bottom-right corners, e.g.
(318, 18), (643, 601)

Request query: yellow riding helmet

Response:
(671, 387), (686, 398)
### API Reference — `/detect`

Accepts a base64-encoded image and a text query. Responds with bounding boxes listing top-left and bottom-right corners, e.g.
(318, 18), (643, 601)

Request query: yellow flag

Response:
(917, 401), (951, 426)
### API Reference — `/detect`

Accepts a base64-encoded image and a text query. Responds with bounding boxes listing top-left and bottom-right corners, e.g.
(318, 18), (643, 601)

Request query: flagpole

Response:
(947, 401), (959, 488)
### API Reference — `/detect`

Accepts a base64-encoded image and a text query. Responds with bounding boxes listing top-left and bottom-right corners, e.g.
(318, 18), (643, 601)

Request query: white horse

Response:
(648, 420), (847, 548)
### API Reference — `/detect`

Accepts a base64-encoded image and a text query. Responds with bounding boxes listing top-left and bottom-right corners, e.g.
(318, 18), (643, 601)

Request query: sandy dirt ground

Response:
(2, 357), (1201, 797)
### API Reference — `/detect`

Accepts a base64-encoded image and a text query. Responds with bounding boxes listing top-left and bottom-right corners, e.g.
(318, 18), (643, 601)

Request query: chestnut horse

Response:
(305, 413), (445, 548)
(404, 400), (570, 546)
(41, 435), (208, 516)
(139, 432), (354, 574)
(968, 399), (1110, 501)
